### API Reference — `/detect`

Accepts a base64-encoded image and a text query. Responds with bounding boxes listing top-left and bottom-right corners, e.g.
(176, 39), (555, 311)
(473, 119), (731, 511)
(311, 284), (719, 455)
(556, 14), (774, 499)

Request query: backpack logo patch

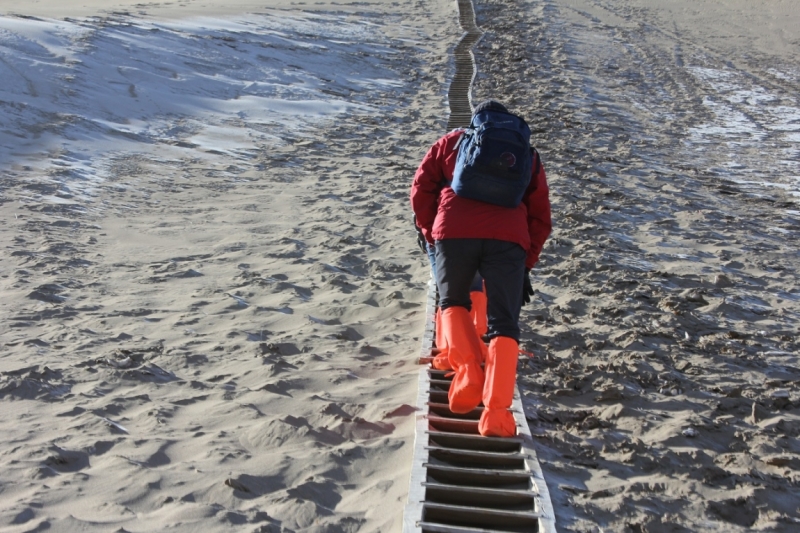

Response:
(500, 152), (517, 168)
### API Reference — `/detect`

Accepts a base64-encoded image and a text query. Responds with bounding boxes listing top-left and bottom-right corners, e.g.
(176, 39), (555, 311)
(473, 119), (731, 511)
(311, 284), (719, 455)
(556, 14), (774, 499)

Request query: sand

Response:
(1, 0), (799, 532)
(0, 0), (457, 531)
(469, 0), (800, 530)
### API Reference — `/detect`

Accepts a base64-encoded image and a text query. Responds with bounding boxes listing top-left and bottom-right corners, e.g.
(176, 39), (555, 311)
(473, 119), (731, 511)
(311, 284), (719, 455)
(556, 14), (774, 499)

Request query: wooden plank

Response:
(426, 446), (527, 470)
(425, 464), (531, 489)
(428, 402), (483, 420)
(427, 431), (522, 453)
(428, 415), (480, 434)
(418, 522), (518, 533)
(423, 502), (540, 532)
(423, 482), (535, 510)
(429, 389), (450, 404)
(430, 379), (454, 391)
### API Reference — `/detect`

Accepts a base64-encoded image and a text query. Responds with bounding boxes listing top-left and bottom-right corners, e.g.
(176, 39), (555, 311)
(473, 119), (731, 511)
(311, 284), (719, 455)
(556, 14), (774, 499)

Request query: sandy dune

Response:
(0, 0), (456, 531)
(1, 0), (799, 532)
(470, 0), (799, 530)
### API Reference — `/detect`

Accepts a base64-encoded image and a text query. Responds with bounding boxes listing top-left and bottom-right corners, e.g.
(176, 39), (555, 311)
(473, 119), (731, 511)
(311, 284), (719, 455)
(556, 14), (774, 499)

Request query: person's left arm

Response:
(410, 137), (448, 244)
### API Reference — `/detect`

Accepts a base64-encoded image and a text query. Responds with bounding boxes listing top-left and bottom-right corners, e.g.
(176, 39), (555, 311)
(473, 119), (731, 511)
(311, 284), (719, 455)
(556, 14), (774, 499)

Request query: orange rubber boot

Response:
(479, 336), (518, 437)
(431, 307), (451, 370)
(432, 351), (451, 370)
(470, 290), (488, 339)
(469, 290), (489, 365)
(441, 307), (485, 414)
(435, 308), (445, 351)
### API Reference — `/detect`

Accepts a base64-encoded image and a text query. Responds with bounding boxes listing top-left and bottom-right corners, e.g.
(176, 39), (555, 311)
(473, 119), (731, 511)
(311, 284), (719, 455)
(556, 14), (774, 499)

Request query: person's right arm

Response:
(522, 151), (552, 269)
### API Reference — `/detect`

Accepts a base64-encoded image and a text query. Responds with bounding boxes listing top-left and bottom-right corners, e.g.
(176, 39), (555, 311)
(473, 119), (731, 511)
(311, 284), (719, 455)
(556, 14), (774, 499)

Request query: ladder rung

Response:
(427, 430), (522, 453)
(423, 482), (535, 509)
(426, 445), (527, 469)
(428, 402), (483, 420)
(425, 464), (532, 488)
(422, 502), (540, 531)
(428, 415), (480, 434)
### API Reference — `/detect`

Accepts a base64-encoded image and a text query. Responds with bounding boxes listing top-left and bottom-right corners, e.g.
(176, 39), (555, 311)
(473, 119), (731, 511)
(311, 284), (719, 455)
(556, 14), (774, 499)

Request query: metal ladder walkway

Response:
(403, 0), (556, 529)
(446, 0), (483, 131)
(403, 280), (556, 533)
(403, 278), (556, 533)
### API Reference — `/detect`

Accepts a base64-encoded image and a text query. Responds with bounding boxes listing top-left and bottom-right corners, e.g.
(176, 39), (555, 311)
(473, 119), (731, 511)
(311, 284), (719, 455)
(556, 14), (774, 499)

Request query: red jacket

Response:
(411, 129), (552, 269)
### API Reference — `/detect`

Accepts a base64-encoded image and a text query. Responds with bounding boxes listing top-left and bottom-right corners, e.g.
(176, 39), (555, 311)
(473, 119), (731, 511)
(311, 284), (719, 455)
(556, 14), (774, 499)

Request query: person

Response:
(410, 100), (552, 437)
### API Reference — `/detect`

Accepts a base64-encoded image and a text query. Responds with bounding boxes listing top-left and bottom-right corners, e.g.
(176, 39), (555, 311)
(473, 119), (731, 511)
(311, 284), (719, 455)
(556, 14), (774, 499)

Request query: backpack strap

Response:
(528, 147), (541, 193)
(531, 147), (541, 176)
(453, 127), (471, 151)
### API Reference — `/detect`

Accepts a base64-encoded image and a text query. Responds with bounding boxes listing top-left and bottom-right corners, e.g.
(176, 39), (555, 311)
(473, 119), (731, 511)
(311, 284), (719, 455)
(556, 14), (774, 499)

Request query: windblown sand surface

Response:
(1, 0), (799, 532)
(470, 0), (800, 531)
(0, 0), (456, 531)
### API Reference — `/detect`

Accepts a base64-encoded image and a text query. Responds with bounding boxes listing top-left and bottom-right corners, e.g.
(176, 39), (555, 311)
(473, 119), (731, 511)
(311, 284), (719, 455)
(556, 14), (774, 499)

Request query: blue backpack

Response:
(451, 109), (536, 208)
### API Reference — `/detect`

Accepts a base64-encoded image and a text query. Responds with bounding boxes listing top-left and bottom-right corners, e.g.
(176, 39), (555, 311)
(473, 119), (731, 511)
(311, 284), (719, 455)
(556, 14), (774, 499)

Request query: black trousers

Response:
(435, 238), (526, 341)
